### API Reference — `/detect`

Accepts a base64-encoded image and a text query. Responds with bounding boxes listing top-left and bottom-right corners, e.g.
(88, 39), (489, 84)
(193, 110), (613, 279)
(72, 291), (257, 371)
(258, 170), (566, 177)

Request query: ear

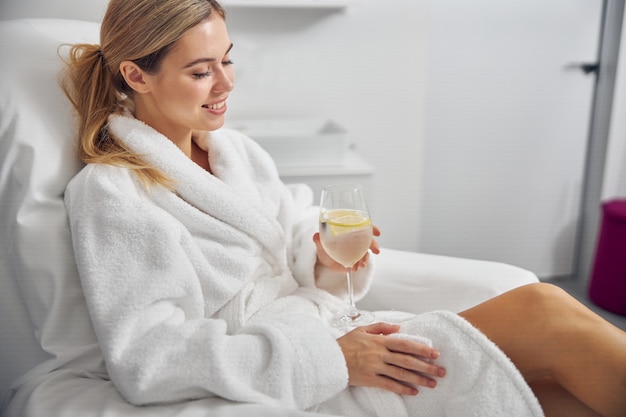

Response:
(119, 61), (151, 94)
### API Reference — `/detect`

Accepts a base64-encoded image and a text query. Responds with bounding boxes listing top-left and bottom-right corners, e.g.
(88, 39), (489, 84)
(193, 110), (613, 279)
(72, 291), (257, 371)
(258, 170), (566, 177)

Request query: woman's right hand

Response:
(337, 322), (446, 396)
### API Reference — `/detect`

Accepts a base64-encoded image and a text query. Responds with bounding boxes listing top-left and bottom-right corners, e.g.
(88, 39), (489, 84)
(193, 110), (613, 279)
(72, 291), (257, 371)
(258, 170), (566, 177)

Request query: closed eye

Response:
(193, 71), (212, 79)
(192, 61), (233, 79)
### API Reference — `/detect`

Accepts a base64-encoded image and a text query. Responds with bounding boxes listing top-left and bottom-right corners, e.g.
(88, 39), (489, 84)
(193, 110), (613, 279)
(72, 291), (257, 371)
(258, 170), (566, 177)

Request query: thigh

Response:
(458, 282), (568, 381)
(460, 284), (626, 417)
(530, 378), (602, 417)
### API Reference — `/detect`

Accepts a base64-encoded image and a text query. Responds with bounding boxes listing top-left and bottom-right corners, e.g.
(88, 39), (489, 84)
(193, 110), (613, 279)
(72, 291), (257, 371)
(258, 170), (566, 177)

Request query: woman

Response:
(61, 0), (626, 416)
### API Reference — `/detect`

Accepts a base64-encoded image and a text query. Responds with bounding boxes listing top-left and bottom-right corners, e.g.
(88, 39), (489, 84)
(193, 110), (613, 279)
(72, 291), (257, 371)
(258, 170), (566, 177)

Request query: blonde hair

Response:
(60, 0), (226, 188)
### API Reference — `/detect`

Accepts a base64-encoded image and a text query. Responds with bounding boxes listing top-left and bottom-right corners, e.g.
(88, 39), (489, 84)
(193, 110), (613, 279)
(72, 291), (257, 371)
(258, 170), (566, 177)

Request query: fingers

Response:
(312, 233), (347, 272)
(362, 321), (401, 335)
(312, 232), (321, 247)
(381, 336), (446, 389)
(370, 226), (381, 255)
(352, 252), (369, 271)
(383, 350), (446, 388)
(385, 336), (440, 361)
(313, 229), (381, 257)
(313, 231), (379, 272)
(369, 238), (380, 255)
(338, 324), (446, 396)
(365, 323), (446, 389)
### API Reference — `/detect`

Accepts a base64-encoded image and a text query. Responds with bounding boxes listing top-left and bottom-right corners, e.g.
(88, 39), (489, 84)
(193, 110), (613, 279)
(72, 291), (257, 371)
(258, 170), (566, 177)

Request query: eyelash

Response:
(192, 60), (234, 79)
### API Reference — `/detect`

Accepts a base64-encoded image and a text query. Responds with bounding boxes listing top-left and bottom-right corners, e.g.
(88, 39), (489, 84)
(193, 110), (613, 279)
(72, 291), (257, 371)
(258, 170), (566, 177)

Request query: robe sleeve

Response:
(64, 164), (348, 409)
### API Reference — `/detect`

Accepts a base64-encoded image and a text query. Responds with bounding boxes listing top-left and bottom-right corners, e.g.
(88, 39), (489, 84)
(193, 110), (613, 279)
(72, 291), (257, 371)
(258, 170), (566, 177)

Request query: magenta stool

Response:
(588, 199), (626, 316)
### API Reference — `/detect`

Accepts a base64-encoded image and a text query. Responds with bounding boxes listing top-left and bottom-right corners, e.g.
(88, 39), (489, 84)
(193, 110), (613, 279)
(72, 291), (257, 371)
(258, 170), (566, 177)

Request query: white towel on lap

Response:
(314, 311), (544, 417)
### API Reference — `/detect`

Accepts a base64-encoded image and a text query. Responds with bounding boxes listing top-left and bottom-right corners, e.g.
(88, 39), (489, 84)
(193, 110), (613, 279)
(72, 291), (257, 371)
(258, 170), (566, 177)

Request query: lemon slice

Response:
(323, 209), (372, 236)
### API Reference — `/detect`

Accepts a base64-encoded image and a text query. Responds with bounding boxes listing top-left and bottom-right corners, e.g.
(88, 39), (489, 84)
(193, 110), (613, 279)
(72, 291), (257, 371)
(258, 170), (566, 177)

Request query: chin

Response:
(210, 121), (225, 131)
(199, 119), (225, 132)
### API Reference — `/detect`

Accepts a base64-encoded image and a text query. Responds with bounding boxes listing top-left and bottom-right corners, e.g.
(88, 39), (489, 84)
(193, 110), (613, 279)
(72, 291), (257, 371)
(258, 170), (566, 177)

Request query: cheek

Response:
(165, 82), (206, 105)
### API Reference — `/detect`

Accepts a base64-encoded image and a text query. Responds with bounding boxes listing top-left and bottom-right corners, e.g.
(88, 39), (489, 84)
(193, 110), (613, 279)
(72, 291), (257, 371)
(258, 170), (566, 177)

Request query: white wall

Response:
(0, 0), (107, 21)
(419, 0), (605, 279)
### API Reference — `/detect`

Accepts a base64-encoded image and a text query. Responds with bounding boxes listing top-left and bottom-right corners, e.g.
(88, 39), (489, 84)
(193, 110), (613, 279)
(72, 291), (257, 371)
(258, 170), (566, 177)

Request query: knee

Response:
(516, 282), (574, 318)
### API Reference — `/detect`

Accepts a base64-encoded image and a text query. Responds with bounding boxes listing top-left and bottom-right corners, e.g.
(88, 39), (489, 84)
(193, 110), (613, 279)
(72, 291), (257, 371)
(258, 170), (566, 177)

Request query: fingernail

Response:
(431, 350), (440, 359)
(428, 379), (437, 388)
(438, 368), (446, 377)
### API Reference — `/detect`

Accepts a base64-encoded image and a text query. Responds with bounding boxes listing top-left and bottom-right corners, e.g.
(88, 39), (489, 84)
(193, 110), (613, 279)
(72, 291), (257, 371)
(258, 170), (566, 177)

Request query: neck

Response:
(191, 138), (211, 173)
(133, 106), (193, 157)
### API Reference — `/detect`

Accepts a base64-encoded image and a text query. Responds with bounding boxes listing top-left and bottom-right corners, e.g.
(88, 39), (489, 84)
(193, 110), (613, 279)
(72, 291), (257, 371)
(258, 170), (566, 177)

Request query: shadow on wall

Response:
(550, 220), (579, 281)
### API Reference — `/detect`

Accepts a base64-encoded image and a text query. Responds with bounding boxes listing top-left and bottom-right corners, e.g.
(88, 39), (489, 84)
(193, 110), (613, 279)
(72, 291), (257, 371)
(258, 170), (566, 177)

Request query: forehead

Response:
(168, 17), (230, 62)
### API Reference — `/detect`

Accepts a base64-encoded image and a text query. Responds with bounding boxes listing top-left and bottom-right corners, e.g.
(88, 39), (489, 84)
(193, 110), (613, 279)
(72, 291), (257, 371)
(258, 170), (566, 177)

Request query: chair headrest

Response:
(0, 18), (101, 397)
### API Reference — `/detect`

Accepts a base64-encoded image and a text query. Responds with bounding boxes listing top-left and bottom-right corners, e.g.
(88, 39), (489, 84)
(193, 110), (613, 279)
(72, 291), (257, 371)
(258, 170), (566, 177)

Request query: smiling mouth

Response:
(202, 101), (225, 110)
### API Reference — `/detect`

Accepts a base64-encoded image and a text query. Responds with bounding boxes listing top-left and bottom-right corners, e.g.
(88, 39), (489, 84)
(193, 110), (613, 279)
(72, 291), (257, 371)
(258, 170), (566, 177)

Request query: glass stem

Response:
(346, 268), (359, 319)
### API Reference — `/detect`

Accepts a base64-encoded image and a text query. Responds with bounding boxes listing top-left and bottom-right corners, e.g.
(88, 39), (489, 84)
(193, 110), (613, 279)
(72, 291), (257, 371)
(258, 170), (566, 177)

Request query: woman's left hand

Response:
(313, 226), (381, 273)
(337, 322), (445, 395)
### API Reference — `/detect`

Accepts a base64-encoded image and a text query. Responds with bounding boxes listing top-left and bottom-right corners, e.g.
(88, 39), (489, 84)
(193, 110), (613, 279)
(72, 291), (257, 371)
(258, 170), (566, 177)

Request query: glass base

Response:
(334, 310), (375, 329)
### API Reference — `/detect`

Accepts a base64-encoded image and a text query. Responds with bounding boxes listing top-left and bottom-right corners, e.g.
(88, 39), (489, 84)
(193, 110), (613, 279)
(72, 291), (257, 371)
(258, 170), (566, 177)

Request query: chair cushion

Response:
(0, 18), (101, 398)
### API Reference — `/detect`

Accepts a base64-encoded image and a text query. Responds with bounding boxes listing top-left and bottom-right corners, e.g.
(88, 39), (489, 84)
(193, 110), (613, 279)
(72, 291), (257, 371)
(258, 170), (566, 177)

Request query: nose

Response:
(213, 65), (234, 93)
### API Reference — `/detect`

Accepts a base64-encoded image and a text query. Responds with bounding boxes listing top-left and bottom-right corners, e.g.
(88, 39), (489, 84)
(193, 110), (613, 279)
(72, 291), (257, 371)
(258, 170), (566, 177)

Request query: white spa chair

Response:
(0, 18), (539, 417)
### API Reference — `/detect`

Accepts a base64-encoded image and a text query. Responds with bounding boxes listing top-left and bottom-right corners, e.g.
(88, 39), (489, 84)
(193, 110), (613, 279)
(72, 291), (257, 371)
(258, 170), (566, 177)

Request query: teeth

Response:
(204, 101), (225, 110)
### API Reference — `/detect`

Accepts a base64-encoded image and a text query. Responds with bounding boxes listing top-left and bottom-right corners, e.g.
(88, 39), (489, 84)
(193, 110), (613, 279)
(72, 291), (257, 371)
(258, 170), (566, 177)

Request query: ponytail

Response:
(59, 43), (173, 189)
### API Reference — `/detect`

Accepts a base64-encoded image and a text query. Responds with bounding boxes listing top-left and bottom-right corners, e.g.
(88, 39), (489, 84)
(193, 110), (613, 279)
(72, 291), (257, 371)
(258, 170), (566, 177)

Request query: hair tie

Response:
(97, 49), (107, 65)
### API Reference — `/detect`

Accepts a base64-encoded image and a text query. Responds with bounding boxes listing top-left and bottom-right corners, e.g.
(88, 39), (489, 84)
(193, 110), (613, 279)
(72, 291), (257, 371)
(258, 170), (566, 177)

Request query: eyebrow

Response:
(183, 43), (234, 68)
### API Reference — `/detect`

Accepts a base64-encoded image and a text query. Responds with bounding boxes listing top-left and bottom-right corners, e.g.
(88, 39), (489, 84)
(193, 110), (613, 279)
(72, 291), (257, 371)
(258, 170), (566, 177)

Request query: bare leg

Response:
(459, 283), (626, 417)
(530, 377), (601, 417)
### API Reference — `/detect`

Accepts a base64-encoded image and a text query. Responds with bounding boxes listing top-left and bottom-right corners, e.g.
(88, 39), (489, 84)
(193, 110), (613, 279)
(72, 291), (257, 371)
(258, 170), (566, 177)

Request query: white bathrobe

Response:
(65, 114), (544, 417)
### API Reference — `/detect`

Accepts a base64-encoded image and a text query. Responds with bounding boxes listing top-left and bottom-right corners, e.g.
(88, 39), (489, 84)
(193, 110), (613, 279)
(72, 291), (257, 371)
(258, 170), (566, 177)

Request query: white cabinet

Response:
(279, 151), (374, 204)
(226, 118), (373, 203)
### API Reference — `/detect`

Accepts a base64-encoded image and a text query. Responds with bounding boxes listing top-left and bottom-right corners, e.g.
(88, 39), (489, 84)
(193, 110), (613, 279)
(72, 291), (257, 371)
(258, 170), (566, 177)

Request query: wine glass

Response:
(319, 183), (375, 328)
